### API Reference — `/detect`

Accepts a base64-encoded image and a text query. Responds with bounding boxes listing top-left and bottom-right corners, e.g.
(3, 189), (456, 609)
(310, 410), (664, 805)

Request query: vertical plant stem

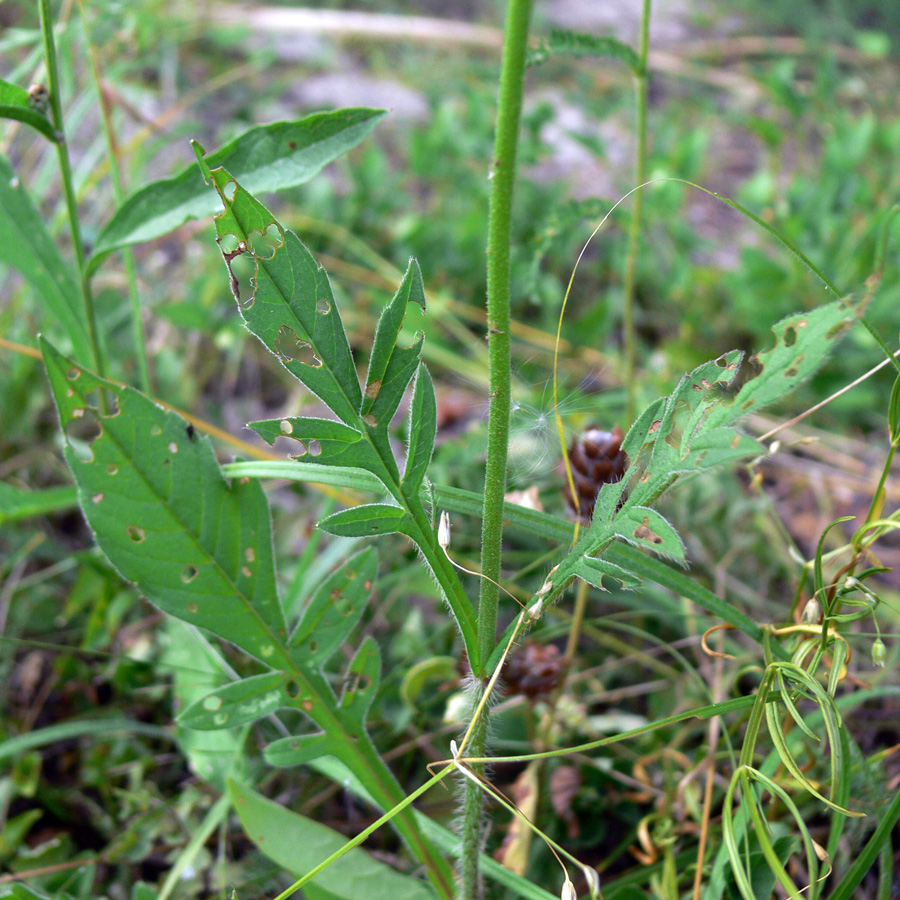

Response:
(478, 0), (532, 674)
(39, 0), (105, 378)
(462, 2), (532, 898)
(77, 0), (151, 393)
(622, 0), (652, 424)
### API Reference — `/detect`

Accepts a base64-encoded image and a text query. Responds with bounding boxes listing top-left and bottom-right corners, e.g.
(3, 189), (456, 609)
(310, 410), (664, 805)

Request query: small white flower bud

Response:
(582, 867), (600, 898)
(561, 878), (577, 900)
(438, 511), (451, 549)
(801, 598), (822, 624)
(872, 638), (886, 668)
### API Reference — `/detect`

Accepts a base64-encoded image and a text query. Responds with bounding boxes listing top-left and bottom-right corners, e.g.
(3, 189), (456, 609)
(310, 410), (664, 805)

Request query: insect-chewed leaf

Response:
(199, 156), (363, 426)
(339, 636), (381, 727)
(361, 259), (426, 429)
(615, 506), (685, 562)
(318, 504), (411, 537)
(402, 364), (437, 493)
(178, 672), (291, 731)
(573, 557), (641, 591)
(680, 427), (762, 472)
(40, 338), (288, 668)
(0, 79), (57, 142)
(249, 416), (379, 472)
(706, 295), (868, 429)
(290, 549), (377, 666)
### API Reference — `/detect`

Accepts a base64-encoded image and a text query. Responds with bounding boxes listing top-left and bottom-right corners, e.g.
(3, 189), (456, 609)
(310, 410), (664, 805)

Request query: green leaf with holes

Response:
(40, 338), (287, 667)
(706, 297), (867, 428)
(41, 339), (454, 894)
(615, 507), (685, 563)
(573, 557), (641, 591)
(198, 157), (363, 425)
(249, 416), (378, 472)
(501, 294), (866, 659)
(178, 672), (291, 731)
(228, 779), (437, 900)
(318, 504), (411, 538)
(339, 637), (381, 726)
(196, 146), (478, 677)
(89, 109), (386, 274)
(290, 549), (377, 665)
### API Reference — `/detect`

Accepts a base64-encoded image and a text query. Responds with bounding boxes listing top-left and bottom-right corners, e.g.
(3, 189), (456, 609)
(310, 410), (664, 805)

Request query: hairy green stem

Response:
(622, 0), (651, 424)
(77, 0), (151, 392)
(39, 0), (105, 377)
(478, 0), (532, 674)
(464, 2), (531, 897)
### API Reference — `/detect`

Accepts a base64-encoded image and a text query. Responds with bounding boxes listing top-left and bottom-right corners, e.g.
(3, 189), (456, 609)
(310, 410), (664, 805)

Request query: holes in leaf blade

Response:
(126, 525), (145, 543)
(181, 565), (198, 583)
(65, 409), (101, 462)
(224, 247), (257, 310)
(274, 324), (321, 367)
(248, 224), (284, 260)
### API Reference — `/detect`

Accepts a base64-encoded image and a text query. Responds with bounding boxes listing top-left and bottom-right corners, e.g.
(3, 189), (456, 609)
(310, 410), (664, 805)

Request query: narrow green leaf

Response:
(265, 732), (341, 768)
(527, 28), (640, 73)
(402, 365), (437, 493)
(362, 258), (426, 428)
(89, 109), (386, 272)
(223, 460), (384, 494)
(318, 504), (410, 538)
(0, 155), (91, 362)
(178, 672), (290, 730)
(339, 636), (381, 726)
(290, 549), (377, 665)
(41, 339), (289, 668)
(888, 372), (900, 440)
(573, 556), (641, 591)
(0, 79), (57, 142)
(0, 482), (77, 525)
(228, 779), (437, 900)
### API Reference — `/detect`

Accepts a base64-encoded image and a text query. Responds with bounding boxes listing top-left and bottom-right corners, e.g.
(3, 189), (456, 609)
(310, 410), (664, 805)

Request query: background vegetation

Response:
(1, 1), (899, 899)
